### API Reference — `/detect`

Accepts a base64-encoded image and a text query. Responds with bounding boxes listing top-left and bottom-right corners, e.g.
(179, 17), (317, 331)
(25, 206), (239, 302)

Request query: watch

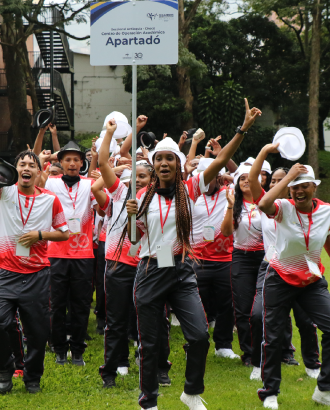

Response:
(236, 126), (247, 135)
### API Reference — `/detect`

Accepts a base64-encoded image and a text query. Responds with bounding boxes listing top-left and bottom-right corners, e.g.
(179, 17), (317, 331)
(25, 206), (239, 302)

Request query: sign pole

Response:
(131, 62), (137, 242)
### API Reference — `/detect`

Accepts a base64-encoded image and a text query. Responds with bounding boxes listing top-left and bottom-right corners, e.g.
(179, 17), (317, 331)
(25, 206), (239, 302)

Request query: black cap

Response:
(0, 158), (18, 187)
(138, 131), (156, 150)
(32, 105), (56, 129)
(57, 140), (86, 162)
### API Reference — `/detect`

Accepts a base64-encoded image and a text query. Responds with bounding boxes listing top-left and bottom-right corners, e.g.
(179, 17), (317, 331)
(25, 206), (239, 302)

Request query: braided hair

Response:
(233, 176), (244, 230)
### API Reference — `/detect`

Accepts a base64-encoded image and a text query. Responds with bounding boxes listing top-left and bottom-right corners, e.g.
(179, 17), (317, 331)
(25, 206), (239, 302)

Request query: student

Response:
(257, 163), (330, 409)
(0, 151), (68, 394)
(126, 99), (261, 410)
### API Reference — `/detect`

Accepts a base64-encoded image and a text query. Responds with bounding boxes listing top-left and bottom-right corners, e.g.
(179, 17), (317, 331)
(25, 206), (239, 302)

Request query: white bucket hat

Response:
(101, 111), (132, 140)
(287, 165), (321, 187)
(95, 135), (117, 154)
(148, 137), (186, 166)
(241, 157), (255, 166)
(261, 160), (272, 174)
(120, 168), (132, 182)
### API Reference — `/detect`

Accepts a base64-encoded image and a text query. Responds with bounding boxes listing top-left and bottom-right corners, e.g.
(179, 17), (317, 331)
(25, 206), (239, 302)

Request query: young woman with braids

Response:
(248, 144), (321, 387)
(125, 99), (261, 410)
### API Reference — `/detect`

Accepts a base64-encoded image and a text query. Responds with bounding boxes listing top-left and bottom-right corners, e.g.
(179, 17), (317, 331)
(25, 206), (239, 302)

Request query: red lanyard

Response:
(243, 201), (255, 231)
(18, 189), (36, 228)
(158, 195), (173, 234)
(65, 182), (79, 211)
(203, 192), (220, 217)
(296, 209), (313, 251)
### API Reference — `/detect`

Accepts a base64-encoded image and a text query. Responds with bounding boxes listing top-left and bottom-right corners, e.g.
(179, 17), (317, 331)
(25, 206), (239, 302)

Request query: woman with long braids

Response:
(248, 144), (321, 387)
(125, 99), (261, 410)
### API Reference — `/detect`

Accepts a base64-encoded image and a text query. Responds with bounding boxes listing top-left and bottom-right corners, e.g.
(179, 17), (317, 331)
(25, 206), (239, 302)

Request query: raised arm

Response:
(88, 139), (98, 178)
(204, 99), (261, 186)
(49, 124), (61, 152)
(126, 199), (141, 244)
(186, 130), (205, 164)
(120, 115), (148, 159)
(221, 187), (235, 236)
(33, 126), (49, 155)
(98, 120), (119, 189)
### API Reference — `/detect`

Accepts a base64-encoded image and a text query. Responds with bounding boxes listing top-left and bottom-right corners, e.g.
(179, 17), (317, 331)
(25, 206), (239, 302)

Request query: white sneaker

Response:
(306, 367), (320, 379)
(250, 366), (262, 381)
(180, 392), (207, 409)
(171, 314), (180, 326)
(134, 341), (138, 347)
(117, 366), (128, 376)
(215, 348), (240, 359)
(208, 320), (215, 328)
(263, 395), (278, 410)
(312, 385), (330, 405)
(141, 408), (158, 410)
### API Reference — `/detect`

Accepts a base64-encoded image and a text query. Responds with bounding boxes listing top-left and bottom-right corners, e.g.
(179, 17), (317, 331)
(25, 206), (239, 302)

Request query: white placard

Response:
(90, 0), (178, 65)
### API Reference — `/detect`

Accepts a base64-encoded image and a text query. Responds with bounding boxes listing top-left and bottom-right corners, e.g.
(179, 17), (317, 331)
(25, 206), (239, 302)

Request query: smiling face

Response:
(238, 174), (251, 195)
(269, 169), (289, 199)
(153, 151), (177, 187)
(290, 182), (317, 212)
(136, 165), (152, 192)
(16, 155), (40, 191)
(60, 152), (83, 176)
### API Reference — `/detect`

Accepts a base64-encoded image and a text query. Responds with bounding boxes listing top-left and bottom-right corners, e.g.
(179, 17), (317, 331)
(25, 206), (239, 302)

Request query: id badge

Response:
(305, 255), (322, 278)
(203, 226), (215, 242)
(128, 241), (140, 257)
(265, 245), (275, 262)
(156, 241), (175, 268)
(68, 218), (81, 235)
(16, 242), (30, 257)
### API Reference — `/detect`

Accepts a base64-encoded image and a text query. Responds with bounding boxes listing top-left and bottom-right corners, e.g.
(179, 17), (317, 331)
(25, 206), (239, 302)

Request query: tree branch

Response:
(182, 0), (203, 38)
(279, 15), (305, 59)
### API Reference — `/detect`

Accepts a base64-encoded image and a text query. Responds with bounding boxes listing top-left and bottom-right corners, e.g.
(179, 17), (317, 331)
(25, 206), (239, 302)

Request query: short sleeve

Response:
(267, 198), (288, 223)
(185, 172), (209, 203)
(136, 195), (146, 237)
(52, 195), (68, 231)
(0, 186), (14, 201)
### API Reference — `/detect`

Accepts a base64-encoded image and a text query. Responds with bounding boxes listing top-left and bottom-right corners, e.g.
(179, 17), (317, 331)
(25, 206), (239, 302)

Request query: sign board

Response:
(90, 0), (178, 65)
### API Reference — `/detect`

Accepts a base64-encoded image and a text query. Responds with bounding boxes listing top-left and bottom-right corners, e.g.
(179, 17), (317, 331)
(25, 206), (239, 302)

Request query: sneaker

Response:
(180, 392), (207, 409)
(0, 363), (14, 394)
(13, 370), (24, 378)
(282, 356), (299, 366)
(171, 313), (180, 326)
(215, 348), (240, 359)
(25, 382), (41, 394)
(56, 353), (68, 365)
(243, 357), (253, 367)
(103, 379), (116, 389)
(250, 367), (262, 381)
(313, 386), (330, 405)
(306, 367), (320, 379)
(208, 320), (215, 329)
(158, 370), (171, 386)
(117, 366), (128, 376)
(140, 407), (158, 410)
(0, 380), (13, 395)
(134, 341), (138, 347)
(263, 395), (278, 409)
(71, 353), (85, 366)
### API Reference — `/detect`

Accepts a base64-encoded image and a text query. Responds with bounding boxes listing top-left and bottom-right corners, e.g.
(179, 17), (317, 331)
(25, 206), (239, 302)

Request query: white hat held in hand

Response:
(148, 137), (186, 166)
(287, 165), (321, 187)
(120, 168), (132, 182)
(101, 111), (132, 140)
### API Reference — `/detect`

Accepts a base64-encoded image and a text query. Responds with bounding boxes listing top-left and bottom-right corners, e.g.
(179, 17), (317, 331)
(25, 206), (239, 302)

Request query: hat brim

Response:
(57, 149), (85, 162)
(148, 150), (186, 167)
(288, 179), (321, 187)
(0, 159), (18, 187)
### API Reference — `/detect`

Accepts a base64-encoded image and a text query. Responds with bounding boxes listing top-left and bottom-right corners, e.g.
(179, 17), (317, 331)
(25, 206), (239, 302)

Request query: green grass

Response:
(1, 255), (330, 409)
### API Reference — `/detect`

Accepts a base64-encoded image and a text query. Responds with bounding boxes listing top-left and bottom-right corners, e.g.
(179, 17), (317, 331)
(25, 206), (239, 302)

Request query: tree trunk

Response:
(1, 15), (33, 154)
(177, 65), (194, 129)
(307, 0), (322, 177)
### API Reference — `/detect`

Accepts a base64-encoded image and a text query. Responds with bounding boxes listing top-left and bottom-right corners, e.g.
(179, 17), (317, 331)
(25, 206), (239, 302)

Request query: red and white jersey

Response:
(254, 190), (276, 259)
(268, 198), (330, 287)
(45, 176), (96, 258)
(99, 213), (109, 243)
(191, 188), (233, 262)
(136, 172), (209, 259)
(0, 185), (67, 274)
(233, 199), (264, 251)
(101, 179), (139, 267)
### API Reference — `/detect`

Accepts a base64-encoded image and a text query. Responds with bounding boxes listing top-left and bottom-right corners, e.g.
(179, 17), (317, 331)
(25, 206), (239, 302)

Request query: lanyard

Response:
(243, 201), (255, 231)
(203, 192), (220, 218)
(158, 195), (173, 235)
(65, 182), (79, 211)
(18, 189), (36, 229)
(296, 209), (313, 251)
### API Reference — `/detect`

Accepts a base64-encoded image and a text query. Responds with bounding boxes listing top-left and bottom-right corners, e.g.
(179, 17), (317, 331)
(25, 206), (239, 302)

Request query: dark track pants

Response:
(94, 241), (106, 320)
(250, 261), (320, 368)
(134, 256), (210, 409)
(7, 310), (25, 371)
(0, 268), (50, 383)
(194, 260), (234, 350)
(50, 258), (94, 355)
(231, 248), (264, 362)
(258, 267), (330, 401)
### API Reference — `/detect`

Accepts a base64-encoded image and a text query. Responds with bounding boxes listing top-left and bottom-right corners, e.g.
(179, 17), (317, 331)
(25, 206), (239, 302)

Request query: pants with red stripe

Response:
(0, 267), (50, 383)
(258, 267), (330, 401)
(135, 256), (209, 409)
(251, 261), (320, 368)
(194, 260), (234, 350)
(231, 248), (264, 363)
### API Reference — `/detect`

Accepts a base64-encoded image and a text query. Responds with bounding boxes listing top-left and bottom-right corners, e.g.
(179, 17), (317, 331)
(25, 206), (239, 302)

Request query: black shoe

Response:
(243, 357), (253, 367)
(72, 353), (85, 366)
(56, 353), (68, 365)
(0, 380), (13, 394)
(96, 319), (105, 335)
(282, 356), (299, 366)
(103, 379), (116, 389)
(85, 333), (92, 341)
(158, 370), (171, 387)
(25, 382), (41, 394)
(0, 363), (15, 394)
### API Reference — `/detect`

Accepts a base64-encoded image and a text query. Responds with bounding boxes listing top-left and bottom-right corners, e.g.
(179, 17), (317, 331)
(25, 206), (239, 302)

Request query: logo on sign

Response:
(147, 13), (158, 20)
(134, 53), (143, 59)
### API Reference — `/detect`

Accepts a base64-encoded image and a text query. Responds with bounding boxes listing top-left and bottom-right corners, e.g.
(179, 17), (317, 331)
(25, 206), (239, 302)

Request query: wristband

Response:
(38, 230), (43, 240)
(227, 207), (233, 209)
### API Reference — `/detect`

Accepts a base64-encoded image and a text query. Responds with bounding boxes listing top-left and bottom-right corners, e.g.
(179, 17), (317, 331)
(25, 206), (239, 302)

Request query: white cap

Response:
(287, 165), (321, 187)
(95, 136), (117, 154)
(148, 137), (186, 166)
(136, 160), (149, 166)
(233, 165), (252, 186)
(120, 168), (132, 182)
(241, 157), (255, 166)
(196, 158), (214, 172)
(261, 160), (272, 174)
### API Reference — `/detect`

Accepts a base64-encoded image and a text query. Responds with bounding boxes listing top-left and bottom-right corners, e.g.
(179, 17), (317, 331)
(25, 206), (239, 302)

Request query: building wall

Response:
(72, 52), (132, 135)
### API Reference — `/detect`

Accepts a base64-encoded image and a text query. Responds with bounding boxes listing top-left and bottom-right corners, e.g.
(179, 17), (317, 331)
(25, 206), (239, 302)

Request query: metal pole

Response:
(131, 62), (137, 241)
(50, 30), (54, 101)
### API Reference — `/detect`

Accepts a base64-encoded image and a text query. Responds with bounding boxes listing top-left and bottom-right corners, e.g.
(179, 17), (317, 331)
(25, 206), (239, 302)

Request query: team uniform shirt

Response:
(267, 198), (330, 287)
(0, 185), (68, 274)
(136, 172), (209, 259)
(100, 179), (139, 267)
(191, 187), (233, 261)
(99, 213), (109, 243)
(45, 176), (96, 259)
(233, 199), (264, 251)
